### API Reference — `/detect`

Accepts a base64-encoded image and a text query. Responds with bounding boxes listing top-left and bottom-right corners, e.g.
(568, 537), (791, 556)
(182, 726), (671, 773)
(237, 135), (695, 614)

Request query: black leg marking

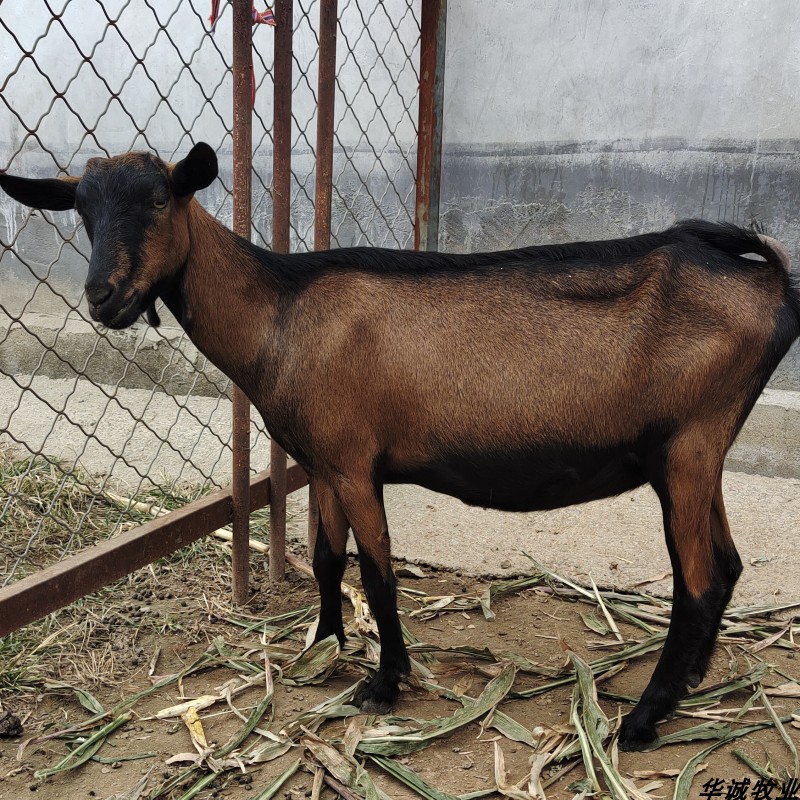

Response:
(687, 543), (742, 688)
(353, 546), (410, 714)
(620, 590), (716, 750)
(313, 517), (347, 647)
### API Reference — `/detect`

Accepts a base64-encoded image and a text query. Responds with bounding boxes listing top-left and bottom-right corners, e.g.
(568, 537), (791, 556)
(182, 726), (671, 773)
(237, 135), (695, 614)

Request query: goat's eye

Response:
(153, 198), (168, 209)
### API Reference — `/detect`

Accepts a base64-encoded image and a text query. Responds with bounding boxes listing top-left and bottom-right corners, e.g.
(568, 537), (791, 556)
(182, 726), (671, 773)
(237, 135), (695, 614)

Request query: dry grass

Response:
(0, 447), (273, 695)
(1, 449), (799, 799)
(0, 444), (217, 582)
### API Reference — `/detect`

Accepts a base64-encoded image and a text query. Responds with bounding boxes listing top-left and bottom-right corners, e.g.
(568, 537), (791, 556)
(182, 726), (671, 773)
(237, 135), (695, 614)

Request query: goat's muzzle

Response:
(87, 285), (144, 329)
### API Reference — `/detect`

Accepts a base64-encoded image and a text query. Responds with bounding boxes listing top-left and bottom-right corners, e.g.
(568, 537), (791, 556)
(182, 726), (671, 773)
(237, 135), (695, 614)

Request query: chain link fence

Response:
(0, 0), (421, 587)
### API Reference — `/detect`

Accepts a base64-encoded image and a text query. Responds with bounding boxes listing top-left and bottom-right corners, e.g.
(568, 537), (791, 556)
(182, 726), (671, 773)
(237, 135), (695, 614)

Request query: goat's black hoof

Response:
(313, 622), (346, 648)
(686, 670), (703, 689)
(354, 669), (402, 715)
(358, 696), (394, 715)
(618, 718), (657, 752)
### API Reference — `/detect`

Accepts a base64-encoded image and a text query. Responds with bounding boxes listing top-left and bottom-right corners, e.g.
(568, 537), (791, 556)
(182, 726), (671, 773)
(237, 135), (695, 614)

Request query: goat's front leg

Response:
(336, 477), (410, 713)
(312, 479), (350, 646)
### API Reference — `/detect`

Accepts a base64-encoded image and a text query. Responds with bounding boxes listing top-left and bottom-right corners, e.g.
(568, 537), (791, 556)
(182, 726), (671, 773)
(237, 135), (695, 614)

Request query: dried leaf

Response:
(480, 587), (496, 621)
(304, 732), (393, 800)
(343, 718), (363, 758)
(493, 741), (530, 800)
(182, 707), (208, 753)
(590, 575), (623, 642)
(486, 709), (536, 747)
(631, 769), (680, 779)
(408, 596), (457, 617)
(397, 564), (426, 578)
(758, 685), (799, 777)
(357, 664), (516, 756)
(732, 750), (775, 780)
(580, 611), (610, 637)
(570, 652), (650, 800)
(748, 623), (791, 653)
(282, 635), (340, 686)
(33, 713), (132, 781)
(632, 570), (672, 586)
(165, 752), (204, 766)
(155, 696), (219, 719)
(528, 753), (550, 799)
(106, 766), (156, 800)
(369, 755), (461, 800)
(765, 682), (800, 697)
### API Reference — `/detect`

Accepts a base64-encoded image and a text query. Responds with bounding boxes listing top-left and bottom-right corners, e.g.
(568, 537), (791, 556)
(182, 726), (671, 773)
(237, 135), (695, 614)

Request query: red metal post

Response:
(414, 0), (447, 252)
(307, 0), (338, 559)
(232, 0), (254, 605)
(270, 0), (294, 582)
(314, 0), (337, 253)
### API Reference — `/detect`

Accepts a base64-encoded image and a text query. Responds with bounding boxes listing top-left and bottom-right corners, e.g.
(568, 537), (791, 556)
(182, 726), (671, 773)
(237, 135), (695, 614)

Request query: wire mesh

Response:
(0, 0), (421, 587)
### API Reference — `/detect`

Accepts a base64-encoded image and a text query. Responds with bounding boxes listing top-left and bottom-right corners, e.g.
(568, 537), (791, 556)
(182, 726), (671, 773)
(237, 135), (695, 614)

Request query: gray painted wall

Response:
(440, 1), (800, 251)
(437, 0), (800, 385)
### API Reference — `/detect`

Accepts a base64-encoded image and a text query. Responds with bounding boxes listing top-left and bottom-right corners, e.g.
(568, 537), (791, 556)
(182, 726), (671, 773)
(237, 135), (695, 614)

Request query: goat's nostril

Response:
(86, 284), (113, 306)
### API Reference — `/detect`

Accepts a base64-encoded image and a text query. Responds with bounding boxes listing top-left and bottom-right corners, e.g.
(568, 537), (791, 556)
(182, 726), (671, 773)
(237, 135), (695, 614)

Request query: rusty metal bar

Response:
(314, 0), (337, 252)
(269, 0), (294, 582)
(231, 0), (254, 606)
(306, 0), (339, 559)
(0, 464), (308, 638)
(414, 0), (447, 252)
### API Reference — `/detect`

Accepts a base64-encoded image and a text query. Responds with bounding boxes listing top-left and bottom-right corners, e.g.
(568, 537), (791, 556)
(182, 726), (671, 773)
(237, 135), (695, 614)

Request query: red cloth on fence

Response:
(208, 2), (276, 108)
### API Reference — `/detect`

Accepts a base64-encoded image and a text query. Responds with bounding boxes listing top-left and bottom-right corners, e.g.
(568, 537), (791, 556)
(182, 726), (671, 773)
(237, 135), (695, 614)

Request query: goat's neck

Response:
(163, 201), (280, 400)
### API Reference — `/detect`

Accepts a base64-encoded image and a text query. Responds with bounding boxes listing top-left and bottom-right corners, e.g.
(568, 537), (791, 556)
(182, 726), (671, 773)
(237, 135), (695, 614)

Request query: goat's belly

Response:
(386, 445), (648, 512)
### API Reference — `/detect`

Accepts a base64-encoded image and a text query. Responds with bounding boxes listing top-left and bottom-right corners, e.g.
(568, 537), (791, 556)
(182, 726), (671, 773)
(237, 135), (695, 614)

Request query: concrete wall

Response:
(440, 0), (800, 248)
(438, 0), (800, 386)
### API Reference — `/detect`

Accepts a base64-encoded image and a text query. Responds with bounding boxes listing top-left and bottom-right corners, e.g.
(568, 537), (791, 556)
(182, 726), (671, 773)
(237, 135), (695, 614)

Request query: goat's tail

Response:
(674, 219), (792, 273)
(756, 234), (792, 272)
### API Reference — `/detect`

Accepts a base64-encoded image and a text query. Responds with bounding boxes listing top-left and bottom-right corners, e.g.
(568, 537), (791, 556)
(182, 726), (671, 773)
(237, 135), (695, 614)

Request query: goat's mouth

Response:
(89, 291), (143, 329)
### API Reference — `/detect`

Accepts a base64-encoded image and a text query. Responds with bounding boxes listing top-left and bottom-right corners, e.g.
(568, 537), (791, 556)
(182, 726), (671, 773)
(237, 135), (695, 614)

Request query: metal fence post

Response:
(232, 0), (254, 605)
(269, 0), (294, 582)
(231, 0), (253, 605)
(415, 0), (447, 252)
(306, 0), (338, 560)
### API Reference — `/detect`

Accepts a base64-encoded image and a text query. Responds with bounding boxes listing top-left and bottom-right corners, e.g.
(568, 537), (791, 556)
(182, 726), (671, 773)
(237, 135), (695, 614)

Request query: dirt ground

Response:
(0, 543), (798, 800)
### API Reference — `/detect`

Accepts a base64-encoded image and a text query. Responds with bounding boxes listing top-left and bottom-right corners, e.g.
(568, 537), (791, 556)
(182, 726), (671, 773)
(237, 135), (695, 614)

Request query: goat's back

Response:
(266, 224), (799, 488)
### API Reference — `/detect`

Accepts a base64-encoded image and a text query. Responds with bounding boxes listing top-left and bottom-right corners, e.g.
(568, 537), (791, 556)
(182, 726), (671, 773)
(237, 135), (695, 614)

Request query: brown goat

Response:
(2, 142), (798, 750)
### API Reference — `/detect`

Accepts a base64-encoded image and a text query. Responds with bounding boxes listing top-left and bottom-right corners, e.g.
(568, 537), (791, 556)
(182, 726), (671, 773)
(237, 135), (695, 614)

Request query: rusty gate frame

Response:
(0, 0), (446, 638)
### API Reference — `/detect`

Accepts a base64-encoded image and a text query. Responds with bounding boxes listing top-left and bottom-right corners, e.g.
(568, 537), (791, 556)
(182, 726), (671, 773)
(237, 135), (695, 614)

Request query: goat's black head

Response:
(0, 143), (218, 328)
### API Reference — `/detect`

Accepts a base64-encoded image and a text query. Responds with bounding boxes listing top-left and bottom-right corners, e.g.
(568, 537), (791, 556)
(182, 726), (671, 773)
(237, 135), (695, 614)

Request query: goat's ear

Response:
(171, 142), (218, 197)
(0, 173), (79, 210)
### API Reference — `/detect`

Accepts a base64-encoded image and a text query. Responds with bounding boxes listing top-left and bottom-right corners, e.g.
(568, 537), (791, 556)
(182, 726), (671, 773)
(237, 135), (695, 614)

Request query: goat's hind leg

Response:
(687, 479), (742, 687)
(620, 439), (726, 751)
(312, 479), (350, 646)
